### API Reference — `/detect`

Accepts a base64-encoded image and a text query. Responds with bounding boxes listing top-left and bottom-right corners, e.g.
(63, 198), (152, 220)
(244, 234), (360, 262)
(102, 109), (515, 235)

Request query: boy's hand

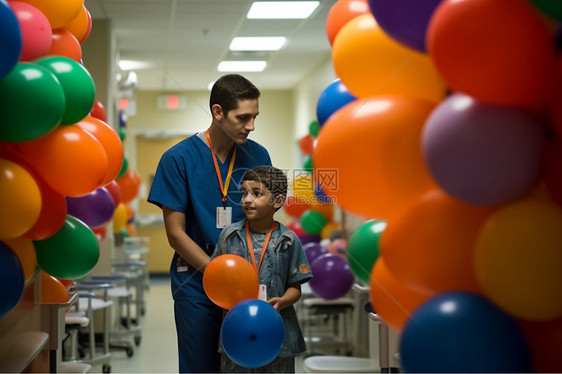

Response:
(267, 297), (283, 310)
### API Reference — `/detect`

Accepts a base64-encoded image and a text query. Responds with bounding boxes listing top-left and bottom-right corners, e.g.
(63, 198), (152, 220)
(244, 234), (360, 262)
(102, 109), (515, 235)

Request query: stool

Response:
(303, 297), (354, 355)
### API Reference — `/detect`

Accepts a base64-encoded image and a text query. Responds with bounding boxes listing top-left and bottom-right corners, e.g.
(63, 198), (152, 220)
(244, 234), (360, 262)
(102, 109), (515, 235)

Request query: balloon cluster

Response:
(0, 0), (141, 317)
(312, 0), (562, 372)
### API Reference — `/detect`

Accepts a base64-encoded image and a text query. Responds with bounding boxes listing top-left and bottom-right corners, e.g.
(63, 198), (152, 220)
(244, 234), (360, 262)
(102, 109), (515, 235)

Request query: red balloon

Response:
(427, 0), (556, 109)
(519, 317), (562, 372)
(10, 1), (53, 61)
(116, 169), (141, 204)
(89, 99), (108, 122)
(541, 137), (562, 208)
(298, 134), (315, 155)
(104, 179), (122, 207)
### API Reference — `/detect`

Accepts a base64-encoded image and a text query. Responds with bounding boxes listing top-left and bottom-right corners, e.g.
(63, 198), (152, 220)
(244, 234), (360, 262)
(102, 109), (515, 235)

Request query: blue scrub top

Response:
(147, 133), (271, 300)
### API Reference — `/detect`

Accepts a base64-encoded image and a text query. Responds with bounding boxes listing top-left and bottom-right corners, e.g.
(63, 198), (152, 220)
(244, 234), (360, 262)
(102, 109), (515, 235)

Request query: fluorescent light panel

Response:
(217, 61), (267, 72)
(230, 37), (287, 51)
(119, 60), (152, 70)
(247, 1), (320, 19)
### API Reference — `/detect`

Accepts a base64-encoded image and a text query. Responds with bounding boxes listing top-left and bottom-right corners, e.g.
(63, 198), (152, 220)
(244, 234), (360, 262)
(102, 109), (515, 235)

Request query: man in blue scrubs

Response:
(147, 74), (271, 373)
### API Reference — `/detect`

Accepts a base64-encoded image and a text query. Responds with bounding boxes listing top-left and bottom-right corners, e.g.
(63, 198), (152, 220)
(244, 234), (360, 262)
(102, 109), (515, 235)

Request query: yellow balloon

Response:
(474, 199), (562, 321)
(290, 175), (315, 201)
(321, 221), (340, 240)
(0, 159), (41, 240)
(113, 203), (127, 233)
(332, 14), (446, 103)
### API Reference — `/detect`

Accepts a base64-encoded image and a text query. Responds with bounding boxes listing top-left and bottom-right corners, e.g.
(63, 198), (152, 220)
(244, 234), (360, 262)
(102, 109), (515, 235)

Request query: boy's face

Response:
(215, 99), (259, 144)
(240, 180), (282, 221)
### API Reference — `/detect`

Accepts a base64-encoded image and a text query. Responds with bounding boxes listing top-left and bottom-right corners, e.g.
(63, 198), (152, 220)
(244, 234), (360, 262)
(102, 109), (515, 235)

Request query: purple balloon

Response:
(304, 242), (328, 264)
(298, 234), (321, 246)
(66, 187), (115, 228)
(422, 93), (546, 206)
(368, 0), (443, 52)
(309, 254), (354, 300)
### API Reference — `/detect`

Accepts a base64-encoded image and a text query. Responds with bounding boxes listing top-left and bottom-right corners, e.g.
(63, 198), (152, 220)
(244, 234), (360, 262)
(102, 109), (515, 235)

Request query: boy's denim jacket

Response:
(212, 219), (313, 357)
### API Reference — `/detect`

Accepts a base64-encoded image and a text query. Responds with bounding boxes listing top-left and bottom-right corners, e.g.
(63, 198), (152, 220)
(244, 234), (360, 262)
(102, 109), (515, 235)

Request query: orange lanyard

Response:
(206, 130), (236, 207)
(245, 221), (275, 275)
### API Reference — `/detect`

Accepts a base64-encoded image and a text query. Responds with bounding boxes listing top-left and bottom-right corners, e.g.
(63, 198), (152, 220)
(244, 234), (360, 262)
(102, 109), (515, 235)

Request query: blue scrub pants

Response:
(174, 298), (222, 373)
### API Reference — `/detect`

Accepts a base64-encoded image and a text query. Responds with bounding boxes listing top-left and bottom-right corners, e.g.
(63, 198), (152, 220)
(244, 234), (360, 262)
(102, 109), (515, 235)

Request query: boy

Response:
(212, 166), (313, 373)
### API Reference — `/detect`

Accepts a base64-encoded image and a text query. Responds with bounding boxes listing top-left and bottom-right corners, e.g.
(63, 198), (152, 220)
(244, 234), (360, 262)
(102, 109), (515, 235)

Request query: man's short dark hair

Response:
(242, 166), (288, 207)
(209, 74), (261, 116)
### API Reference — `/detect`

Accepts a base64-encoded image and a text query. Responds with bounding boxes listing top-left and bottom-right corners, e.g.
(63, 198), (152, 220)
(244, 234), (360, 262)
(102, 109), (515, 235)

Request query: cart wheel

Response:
(126, 347), (134, 357)
(103, 364), (111, 373)
(134, 336), (142, 346)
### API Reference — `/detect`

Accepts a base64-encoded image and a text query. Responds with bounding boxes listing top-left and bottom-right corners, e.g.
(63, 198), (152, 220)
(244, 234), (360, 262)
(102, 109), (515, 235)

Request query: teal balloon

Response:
(0, 62), (65, 142)
(34, 215), (100, 279)
(118, 127), (127, 141)
(35, 56), (96, 125)
(300, 210), (328, 235)
(530, 0), (562, 20)
(309, 120), (320, 138)
(303, 156), (313, 173)
(347, 219), (386, 284)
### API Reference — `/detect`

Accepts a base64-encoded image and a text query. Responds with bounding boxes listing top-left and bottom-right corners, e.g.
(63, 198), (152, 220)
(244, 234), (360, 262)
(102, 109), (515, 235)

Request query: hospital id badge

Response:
(258, 284), (267, 301)
(216, 206), (232, 228)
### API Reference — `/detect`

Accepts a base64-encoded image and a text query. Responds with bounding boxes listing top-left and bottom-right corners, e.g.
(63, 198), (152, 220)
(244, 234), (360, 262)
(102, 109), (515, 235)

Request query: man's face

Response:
(217, 99), (259, 144)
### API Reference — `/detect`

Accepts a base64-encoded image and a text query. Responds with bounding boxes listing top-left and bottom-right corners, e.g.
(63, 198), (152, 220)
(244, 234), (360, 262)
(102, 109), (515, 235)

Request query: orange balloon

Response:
(92, 225), (107, 241)
(381, 189), (494, 294)
(63, 4), (89, 42)
(116, 170), (141, 204)
(427, 0), (555, 109)
(5, 237), (37, 282)
(203, 254), (259, 310)
(56, 277), (74, 290)
(310, 202), (334, 221)
(47, 29), (82, 61)
(17, 0), (83, 29)
(41, 272), (70, 303)
(313, 96), (437, 220)
(76, 116), (124, 186)
(326, 0), (370, 45)
(0, 158), (41, 240)
(14, 125), (108, 197)
(369, 258), (432, 331)
(80, 8), (92, 44)
(332, 14), (446, 103)
(125, 223), (136, 237)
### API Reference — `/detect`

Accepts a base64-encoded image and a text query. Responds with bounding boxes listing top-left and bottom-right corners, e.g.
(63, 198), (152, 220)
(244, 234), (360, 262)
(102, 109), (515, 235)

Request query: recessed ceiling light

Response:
(230, 37), (287, 51)
(217, 61), (267, 72)
(119, 60), (153, 71)
(247, 1), (320, 19)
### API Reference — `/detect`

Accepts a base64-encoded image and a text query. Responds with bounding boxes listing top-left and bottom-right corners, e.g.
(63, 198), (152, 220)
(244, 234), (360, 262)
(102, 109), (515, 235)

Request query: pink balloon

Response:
(9, 1), (52, 61)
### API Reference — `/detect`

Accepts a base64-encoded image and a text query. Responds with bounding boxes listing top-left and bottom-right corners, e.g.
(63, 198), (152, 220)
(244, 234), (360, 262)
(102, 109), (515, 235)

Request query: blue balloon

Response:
(0, 0), (22, 78)
(316, 79), (356, 126)
(221, 299), (285, 369)
(400, 292), (532, 373)
(0, 242), (25, 318)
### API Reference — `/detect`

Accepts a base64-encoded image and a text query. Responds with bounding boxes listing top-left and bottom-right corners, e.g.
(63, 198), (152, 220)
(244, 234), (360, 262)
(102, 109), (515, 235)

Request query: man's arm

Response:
(162, 206), (211, 273)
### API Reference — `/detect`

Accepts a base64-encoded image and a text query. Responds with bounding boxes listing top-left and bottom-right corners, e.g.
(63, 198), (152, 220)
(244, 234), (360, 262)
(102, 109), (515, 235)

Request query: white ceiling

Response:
(86, 0), (339, 91)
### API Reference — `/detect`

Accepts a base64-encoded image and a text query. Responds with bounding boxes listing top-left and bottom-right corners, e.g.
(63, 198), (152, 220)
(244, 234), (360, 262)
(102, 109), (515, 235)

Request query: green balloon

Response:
(309, 120), (320, 138)
(300, 210), (328, 235)
(117, 155), (129, 178)
(34, 215), (100, 279)
(0, 62), (65, 142)
(303, 156), (313, 173)
(347, 220), (386, 284)
(531, 0), (562, 20)
(118, 127), (127, 142)
(35, 56), (96, 125)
